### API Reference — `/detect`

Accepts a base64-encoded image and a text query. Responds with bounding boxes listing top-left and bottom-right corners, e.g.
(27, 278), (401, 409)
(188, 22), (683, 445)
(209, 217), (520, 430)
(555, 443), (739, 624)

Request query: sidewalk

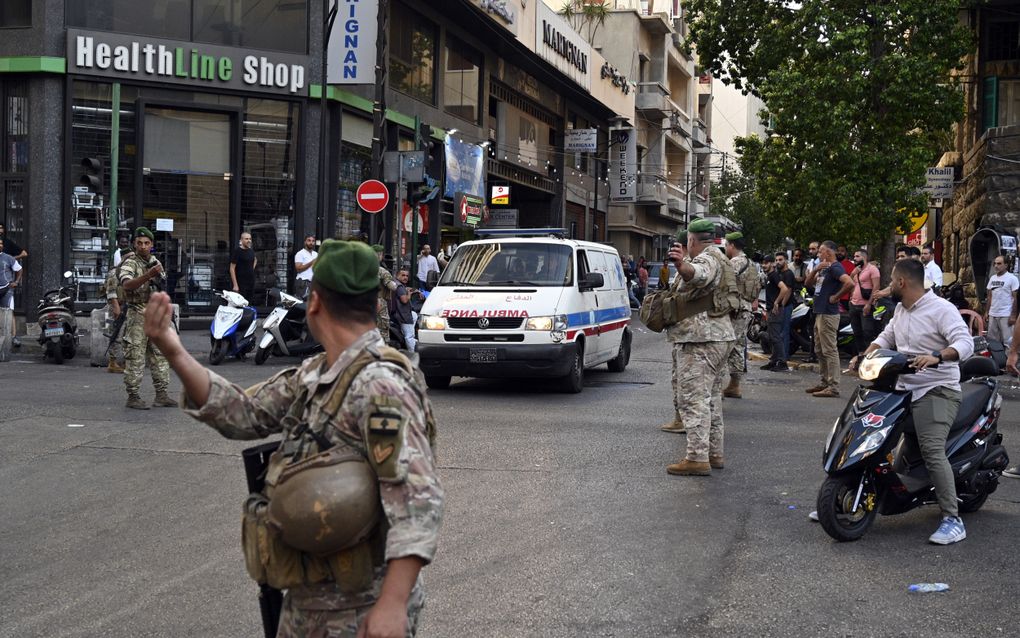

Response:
(8, 327), (213, 365)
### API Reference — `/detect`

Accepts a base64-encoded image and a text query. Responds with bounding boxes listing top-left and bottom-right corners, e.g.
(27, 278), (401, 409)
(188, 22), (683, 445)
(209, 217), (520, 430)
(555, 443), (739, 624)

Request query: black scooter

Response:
(816, 349), (1009, 542)
(36, 271), (79, 364)
(253, 288), (321, 365)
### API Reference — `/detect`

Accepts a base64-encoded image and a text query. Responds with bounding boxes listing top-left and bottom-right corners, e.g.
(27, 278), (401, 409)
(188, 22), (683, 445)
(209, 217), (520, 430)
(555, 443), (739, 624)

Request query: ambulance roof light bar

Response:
(474, 228), (567, 238)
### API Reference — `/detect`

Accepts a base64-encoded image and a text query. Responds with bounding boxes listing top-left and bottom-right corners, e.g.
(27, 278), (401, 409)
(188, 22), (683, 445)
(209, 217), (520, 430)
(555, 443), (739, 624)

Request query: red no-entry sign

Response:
(356, 179), (390, 214)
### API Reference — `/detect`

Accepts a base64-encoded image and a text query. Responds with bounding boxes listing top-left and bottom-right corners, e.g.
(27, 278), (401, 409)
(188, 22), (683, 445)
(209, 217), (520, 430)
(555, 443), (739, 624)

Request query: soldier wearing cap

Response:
(374, 244), (398, 338)
(664, 219), (736, 476)
(142, 240), (443, 637)
(119, 227), (174, 410)
(723, 231), (757, 399)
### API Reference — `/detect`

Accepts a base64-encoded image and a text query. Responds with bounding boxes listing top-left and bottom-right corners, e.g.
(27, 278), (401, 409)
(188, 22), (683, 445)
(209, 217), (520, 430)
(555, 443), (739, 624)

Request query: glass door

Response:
(141, 107), (234, 313)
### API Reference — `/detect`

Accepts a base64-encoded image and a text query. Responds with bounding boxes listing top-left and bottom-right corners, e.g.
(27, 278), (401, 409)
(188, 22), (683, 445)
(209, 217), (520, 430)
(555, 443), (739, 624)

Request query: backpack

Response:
(704, 249), (742, 318)
(638, 250), (741, 331)
(734, 257), (761, 304)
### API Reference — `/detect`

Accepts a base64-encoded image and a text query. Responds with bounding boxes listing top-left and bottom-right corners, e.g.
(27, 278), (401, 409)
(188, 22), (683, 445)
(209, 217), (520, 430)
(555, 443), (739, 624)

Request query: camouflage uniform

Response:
(119, 254), (169, 397)
(727, 252), (753, 378)
(101, 263), (125, 364)
(666, 249), (735, 462)
(183, 330), (443, 637)
(377, 266), (398, 336)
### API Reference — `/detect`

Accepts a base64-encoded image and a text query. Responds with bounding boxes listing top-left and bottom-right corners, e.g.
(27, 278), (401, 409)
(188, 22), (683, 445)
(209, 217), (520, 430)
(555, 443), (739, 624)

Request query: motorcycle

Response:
(387, 288), (427, 352)
(209, 290), (258, 365)
(747, 306), (769, 353)
(254, 289), (321, 365)
(36, 271), (79, 364)
(816, 349), (1008, 542)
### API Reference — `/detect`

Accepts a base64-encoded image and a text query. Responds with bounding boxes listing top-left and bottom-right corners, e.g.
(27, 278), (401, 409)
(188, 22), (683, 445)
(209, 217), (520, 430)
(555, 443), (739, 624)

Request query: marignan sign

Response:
(68, 30), (309, 95)
(326, 0), (379, 84)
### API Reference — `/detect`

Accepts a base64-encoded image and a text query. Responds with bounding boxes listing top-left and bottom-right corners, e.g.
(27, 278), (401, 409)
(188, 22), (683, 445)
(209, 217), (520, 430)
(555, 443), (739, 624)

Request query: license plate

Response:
(469, 348), (498, 363)
(44, 327), (64, 337)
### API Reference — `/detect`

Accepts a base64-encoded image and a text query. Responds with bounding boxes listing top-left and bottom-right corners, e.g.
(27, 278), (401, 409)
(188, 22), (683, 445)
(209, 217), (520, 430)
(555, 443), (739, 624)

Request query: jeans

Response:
(912, 386), (962, 517)
(848, 303), (876, 357)
(294, 279), (312, 300)
(0, 287), (13, 310)
(768, 304), (793, 363)
(400, 323), (417, 352)
(814, 313), (840, 389)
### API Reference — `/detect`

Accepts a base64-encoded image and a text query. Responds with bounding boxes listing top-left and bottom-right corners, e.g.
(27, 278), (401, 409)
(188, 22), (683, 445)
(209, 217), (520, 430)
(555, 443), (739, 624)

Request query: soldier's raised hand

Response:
(143, 292), (182, 358)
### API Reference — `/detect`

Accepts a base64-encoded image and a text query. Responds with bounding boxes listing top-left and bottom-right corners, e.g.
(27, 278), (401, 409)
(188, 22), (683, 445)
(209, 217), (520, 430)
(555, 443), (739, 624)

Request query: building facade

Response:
(0, 0), (631, 318)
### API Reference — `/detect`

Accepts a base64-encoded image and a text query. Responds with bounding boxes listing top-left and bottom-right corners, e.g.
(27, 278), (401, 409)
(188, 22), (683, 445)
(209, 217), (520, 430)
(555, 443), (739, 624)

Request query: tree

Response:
(560, 1), (609, 45)
(685, 0), (972, 252)
(710, 160), (785, 256)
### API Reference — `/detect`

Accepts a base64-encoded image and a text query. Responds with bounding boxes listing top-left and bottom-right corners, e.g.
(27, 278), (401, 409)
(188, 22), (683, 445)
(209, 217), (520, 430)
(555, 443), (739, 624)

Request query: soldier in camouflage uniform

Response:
(143, 240), (443, 638)
(661, 231), (688, 434)
(119, 228), (174, 410)
(100, 247), (132, 373)
(374, 244), (398, 338)
(723, 232), (757, 399)
(665, 219), (736, 476)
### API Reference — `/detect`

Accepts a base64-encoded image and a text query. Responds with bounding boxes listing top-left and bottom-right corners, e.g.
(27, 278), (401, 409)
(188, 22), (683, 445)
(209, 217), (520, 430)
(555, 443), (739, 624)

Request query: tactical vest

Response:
(121, 255), (163, 307)
(675, 248), (742, 319)
(733, 256), (761, 304)
(241, 346), (437, 594)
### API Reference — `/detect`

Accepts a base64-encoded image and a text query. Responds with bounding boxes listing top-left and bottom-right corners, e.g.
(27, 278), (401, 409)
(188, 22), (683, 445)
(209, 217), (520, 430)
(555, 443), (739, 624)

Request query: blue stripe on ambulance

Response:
(565, 305), (630, 329)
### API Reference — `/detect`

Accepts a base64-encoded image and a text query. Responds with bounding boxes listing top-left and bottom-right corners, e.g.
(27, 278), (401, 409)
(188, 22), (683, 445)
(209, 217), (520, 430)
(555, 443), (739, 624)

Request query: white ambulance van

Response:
(416, 230), (632, 393)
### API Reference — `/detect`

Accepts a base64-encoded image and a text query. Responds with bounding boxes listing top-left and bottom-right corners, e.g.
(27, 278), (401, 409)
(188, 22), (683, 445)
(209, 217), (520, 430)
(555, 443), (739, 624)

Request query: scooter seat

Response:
(950, 382), (992, 434)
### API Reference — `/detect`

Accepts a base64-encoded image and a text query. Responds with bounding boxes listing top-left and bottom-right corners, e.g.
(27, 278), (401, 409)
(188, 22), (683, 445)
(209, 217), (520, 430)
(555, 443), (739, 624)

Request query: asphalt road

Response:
(1, 321), (1019, 637)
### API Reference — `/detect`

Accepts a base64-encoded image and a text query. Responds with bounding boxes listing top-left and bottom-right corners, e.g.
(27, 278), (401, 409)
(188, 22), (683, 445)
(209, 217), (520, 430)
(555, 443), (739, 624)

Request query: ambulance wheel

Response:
(425, 375), (451, 390)
(559, 343), (585, 393)
(607, 330), (631, 373)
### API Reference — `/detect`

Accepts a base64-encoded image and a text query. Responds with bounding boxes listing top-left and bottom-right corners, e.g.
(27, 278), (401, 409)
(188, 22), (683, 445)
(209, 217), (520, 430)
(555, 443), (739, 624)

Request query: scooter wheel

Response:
(254, 346), (270, 366)
(209, 340), (227, 365)
(816, 474), (879, 542)
(52, 345), (64, 365)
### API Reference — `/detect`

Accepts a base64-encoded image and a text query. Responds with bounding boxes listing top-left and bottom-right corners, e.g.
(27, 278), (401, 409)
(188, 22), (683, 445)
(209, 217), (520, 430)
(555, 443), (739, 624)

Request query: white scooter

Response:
(254, 289), (321, 365)
(209, 290), (258, 365)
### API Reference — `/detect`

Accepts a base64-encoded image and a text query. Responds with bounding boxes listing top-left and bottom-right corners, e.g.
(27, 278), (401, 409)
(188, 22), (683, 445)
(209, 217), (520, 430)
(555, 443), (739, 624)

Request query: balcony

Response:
(636, 82), (669, 118)
(637, 175), (668, 205)
(666, 182), (686, 214)
(665, 105), (692, 149)
(692, 118), (708, 150)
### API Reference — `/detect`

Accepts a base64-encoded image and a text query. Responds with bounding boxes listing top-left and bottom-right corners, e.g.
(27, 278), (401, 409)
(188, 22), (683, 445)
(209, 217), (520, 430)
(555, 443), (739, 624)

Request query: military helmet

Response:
(267, 452), (381, 556)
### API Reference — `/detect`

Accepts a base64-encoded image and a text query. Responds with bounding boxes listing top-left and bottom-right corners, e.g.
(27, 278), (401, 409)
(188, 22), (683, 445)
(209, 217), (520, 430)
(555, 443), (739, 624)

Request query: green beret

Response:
(371, 243), (385, 253)
(688, 219), (716, 234)
(676, 230), (688, 244)
(134, 227), (154, 241)
(313, 240), (379, 295)
(725, 231), (744, 242)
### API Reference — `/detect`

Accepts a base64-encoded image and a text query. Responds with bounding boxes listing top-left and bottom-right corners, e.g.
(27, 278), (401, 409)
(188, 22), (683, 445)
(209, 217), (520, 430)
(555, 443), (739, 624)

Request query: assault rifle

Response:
(242, 441), (283, 638)
(104, 312), (126, 357)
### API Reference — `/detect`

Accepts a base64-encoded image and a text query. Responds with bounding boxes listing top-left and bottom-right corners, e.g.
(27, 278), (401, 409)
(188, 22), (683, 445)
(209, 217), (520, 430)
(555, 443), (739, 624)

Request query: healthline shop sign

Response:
(67, 30), (309, 95)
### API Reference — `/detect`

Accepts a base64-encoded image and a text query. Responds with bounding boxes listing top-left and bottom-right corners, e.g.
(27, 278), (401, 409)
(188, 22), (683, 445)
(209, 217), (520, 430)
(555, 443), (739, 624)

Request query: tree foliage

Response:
(686, 0), (972, 248)
(711, 167), (785, 256)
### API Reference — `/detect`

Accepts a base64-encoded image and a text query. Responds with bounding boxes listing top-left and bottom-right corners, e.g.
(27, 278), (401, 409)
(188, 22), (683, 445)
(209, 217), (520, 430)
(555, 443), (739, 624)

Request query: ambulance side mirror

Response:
(579, 272), (603, 291)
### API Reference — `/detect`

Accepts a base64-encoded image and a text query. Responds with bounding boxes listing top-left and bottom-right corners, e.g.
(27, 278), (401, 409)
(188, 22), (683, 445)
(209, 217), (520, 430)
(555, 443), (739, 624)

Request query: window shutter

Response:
(984, 76), (999, 133)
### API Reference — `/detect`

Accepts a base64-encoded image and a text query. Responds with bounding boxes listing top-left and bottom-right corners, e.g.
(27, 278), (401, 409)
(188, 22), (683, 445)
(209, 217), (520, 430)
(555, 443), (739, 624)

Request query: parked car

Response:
(645, 261), (678, 291)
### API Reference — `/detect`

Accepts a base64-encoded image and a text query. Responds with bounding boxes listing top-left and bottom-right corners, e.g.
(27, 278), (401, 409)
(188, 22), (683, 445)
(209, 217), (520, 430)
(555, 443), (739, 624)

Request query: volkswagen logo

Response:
(477, 317), (490, 329)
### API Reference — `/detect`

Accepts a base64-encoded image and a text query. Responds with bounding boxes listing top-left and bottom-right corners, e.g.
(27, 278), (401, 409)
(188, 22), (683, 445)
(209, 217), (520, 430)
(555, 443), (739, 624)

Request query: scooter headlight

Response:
(422, 315), (447, 331)
(858, 355), (892, 381)
(851, 426), (891, 458)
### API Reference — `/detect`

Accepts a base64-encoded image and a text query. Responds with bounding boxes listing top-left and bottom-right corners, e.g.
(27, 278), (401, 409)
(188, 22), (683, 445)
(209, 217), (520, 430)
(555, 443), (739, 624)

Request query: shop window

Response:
(241, 98), (300, 294)
(3, 79), (29, 173)
(193, 0), (307, 53)
(389, 3), (436, 104)
(0, 0), (31, 27)
(444, 36), (481, 123)
(67, 0), (190, 40)
(336, 144), (372, 240)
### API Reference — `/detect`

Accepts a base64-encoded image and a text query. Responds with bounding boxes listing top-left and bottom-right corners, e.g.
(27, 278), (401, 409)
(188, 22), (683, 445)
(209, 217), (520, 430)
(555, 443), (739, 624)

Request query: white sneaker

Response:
(1002, 465), (1020, 479)
(929, 516), (966, 545)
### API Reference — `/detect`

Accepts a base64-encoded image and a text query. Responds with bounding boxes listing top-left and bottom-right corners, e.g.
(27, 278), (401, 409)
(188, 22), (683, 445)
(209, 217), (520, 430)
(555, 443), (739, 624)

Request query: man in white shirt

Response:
(850, 258), (973, 544)
(984, 255), (1018, 346)
(293, 234), (317, 299)
(921, 245), (943, 288)
(417, 244), (440, 290)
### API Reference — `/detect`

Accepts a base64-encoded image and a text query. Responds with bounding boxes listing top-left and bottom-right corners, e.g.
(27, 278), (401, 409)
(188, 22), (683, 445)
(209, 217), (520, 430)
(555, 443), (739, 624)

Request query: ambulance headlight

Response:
(526, 315), (567, 331)
(422, 315), (447, 330)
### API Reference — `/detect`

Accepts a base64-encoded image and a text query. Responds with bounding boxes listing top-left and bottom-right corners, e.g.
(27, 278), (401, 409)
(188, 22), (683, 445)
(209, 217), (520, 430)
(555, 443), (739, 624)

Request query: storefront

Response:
(63, 30), (310, 313)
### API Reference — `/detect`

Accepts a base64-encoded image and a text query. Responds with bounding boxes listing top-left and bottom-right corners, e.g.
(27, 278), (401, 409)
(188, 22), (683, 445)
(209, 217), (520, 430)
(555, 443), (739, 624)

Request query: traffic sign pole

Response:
(411, 115), (421, 284)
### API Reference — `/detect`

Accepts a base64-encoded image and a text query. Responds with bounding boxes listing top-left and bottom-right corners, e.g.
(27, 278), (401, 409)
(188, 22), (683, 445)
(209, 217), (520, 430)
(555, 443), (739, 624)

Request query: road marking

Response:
(68, 424), (85, 428)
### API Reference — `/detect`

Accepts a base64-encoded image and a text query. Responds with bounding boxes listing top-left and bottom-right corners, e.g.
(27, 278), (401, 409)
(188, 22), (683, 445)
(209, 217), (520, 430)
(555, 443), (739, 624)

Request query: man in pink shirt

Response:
(849, 249), (881, 368)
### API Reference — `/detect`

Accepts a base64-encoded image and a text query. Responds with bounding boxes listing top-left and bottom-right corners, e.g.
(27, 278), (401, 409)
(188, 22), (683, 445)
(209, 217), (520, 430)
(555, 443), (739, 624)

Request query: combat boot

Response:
(723, 375), (742, 398)
(659, 416), (686, 434)
(709, 455), (724, 469)
(666, 459), (712, 476)
(126, 394), (150, 410)
(152, 392), (177, 408)
(107, 357), (125, 373)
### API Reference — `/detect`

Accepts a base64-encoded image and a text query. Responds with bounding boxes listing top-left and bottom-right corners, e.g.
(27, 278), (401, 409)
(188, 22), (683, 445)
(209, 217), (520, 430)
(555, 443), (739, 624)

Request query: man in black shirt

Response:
(229, 231), (257, 304)
(0, 223), (27, 260)
(762, 252), (796, 371)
